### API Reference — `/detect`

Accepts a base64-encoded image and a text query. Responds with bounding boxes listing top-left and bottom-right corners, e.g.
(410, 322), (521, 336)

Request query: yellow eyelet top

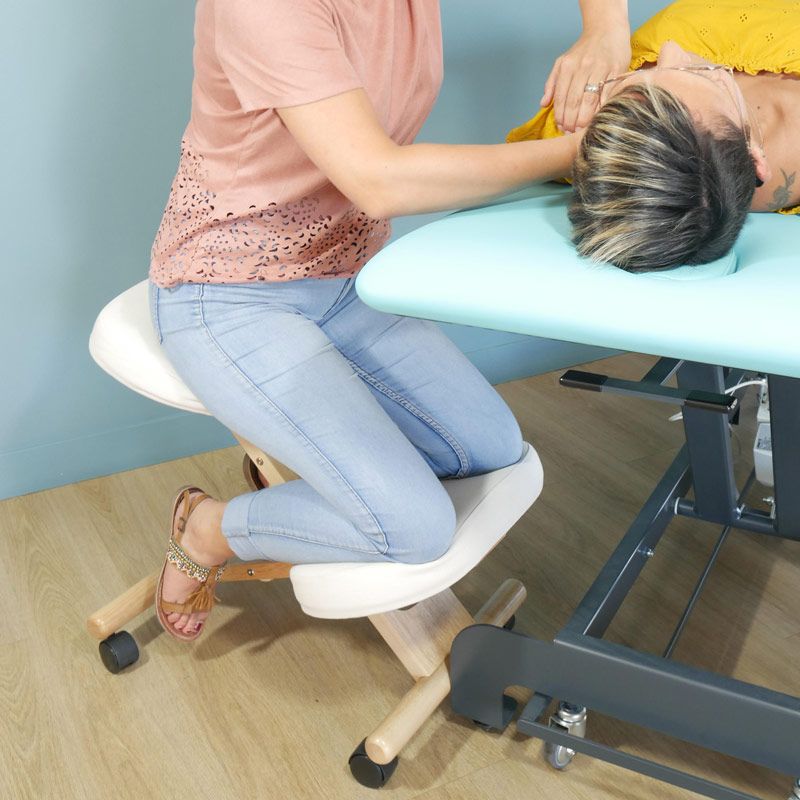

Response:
(507, 0), (800, 214)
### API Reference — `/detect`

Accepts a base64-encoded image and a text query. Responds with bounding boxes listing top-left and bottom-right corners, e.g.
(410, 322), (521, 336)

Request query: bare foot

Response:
(161, 493), (235, 636)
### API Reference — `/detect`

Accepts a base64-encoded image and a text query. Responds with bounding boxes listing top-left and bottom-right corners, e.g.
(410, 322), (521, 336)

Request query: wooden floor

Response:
(1, 353), (797, 800)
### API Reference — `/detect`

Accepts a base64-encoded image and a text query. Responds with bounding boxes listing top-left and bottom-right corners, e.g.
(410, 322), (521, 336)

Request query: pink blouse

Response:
(149, 0), (443, 287)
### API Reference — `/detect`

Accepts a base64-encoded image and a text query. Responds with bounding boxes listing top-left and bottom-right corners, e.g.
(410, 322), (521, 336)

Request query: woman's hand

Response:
(541, 8), (631, 133)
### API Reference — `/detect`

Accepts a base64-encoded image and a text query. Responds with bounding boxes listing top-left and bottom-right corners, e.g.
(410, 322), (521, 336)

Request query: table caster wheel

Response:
(502, 614), (516, 631)
(242, 454), (269, 491)
(349, 739), (398, 788)
(545, 742), (576, 770)
(544, 702), (587, 771)
(99, 631), (139, 673)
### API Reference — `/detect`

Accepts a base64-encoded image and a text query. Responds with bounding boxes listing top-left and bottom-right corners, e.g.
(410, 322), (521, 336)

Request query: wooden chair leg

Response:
(232, 433), (299, 488)
(87, 438), (293, 641)
(86, 561), (292, 641)
(87, 572), (159, 640)
(220, 562), (292, 582)
(364, 579), (526, 765)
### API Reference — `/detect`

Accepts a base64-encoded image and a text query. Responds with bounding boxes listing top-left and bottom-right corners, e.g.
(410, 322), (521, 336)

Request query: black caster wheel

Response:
(348, 739), (398, 788)
(242, 454), (269, 491)
(99, 631), (139, 674)
(503, 614), (516, 631)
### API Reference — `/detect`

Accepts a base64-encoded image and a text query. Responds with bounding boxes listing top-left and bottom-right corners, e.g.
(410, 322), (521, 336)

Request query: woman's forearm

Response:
(579, 0), (628, 32)
(278, 88), (577, 219)
(367, 136), (577, 219)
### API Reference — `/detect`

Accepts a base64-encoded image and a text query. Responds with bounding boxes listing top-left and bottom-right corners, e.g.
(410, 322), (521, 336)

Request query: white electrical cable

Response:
(723, 379), (767, 395)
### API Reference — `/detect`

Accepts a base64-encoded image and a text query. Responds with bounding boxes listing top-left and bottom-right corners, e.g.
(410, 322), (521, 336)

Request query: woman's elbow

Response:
(345, 163), (399, 218)
(343, 143), (403, 219)
(352, 185), (393, 220)
(356, 200), (389, 220)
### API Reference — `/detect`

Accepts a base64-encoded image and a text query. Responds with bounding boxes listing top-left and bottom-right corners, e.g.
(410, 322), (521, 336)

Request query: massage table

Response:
(355, 183), (800, 800)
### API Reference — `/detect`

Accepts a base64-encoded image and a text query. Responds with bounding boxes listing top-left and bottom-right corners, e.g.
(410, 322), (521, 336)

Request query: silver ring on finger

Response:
(583, 82), (601, 93)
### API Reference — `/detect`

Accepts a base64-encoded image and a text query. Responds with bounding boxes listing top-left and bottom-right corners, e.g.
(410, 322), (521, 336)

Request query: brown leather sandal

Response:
(155, 485), (227, 642)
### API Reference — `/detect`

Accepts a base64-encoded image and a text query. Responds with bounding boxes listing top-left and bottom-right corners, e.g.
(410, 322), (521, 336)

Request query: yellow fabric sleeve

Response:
(628, 0), (800, 77)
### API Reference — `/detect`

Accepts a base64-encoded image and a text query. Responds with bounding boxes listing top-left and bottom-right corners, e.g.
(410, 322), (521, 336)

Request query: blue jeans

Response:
(150, 277), (523, 564)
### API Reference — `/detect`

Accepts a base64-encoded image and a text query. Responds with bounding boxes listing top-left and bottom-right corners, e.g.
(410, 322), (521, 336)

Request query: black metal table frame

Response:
(449, 359), (800, 800)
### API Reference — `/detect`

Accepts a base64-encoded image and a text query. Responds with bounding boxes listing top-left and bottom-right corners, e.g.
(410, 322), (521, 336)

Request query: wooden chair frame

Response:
(86, 436), (526, 770)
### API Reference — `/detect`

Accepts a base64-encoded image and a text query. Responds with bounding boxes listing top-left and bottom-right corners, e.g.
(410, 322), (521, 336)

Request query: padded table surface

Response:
(356, 185), (800, 379)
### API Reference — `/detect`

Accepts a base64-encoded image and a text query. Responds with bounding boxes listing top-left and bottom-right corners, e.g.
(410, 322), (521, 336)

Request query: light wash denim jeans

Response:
(149, 277), (523, 564)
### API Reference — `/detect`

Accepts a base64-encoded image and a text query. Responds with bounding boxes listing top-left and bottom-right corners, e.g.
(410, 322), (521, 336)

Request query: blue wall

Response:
(2, 1), (659, 500)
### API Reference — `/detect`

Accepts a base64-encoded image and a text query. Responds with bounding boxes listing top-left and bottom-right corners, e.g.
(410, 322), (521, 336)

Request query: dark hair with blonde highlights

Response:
(568, 82), (757, 272)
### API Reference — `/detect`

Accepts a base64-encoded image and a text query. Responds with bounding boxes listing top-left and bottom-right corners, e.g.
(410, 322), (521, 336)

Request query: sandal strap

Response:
(166, 536), (227, 583)
(160, 580), (221, 615)
(175, 489), (211, 538)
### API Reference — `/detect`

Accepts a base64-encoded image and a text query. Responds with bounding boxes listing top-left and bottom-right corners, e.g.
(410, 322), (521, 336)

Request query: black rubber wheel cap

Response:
(99, 631), (139, 674)
(348, 739), (398, 788)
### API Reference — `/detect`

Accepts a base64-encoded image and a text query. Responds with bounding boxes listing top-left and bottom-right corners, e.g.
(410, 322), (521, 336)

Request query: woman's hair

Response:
(568, 82), (757, 272)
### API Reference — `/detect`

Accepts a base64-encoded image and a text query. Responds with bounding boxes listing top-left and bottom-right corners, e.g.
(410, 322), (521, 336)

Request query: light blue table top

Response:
(356, 185), (800, 379)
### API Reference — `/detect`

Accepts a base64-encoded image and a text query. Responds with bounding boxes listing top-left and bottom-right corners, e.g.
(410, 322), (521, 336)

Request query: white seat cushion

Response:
(89, 280), (208, 414)
(90, 281), (545, 619)
(289, 442), (543, 618)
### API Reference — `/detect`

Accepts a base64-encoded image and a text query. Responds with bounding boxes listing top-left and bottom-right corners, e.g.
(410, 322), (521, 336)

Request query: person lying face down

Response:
(510, 0), (800, 273)
(569, 40), (771, 272)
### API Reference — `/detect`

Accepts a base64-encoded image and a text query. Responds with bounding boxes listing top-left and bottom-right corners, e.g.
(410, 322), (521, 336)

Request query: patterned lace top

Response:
(150, 0), (443, 287)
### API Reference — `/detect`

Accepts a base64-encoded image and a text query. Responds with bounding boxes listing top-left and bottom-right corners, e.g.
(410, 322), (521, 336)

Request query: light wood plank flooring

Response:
(1, 353), (797, 800)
